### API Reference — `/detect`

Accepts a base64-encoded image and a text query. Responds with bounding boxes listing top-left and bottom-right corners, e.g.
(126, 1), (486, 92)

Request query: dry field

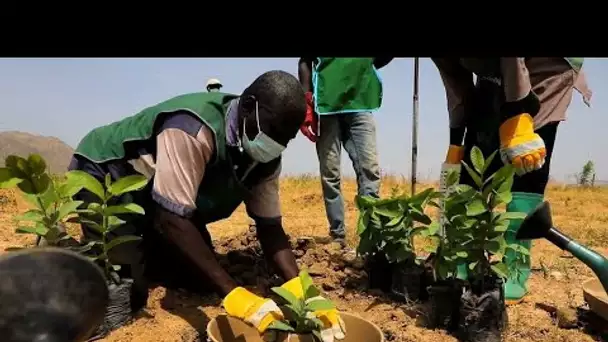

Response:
(1, 176), (608, 342)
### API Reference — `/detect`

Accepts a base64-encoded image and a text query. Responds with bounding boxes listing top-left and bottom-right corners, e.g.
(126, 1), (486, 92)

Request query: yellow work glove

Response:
(281, 277), (346, 342)
(499, 113), (546, 176)
(223, 287), (284, 334)
(445, 144), (465, 165)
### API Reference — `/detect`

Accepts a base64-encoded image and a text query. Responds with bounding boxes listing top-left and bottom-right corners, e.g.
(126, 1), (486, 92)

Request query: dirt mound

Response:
(0, 131), (73, 173)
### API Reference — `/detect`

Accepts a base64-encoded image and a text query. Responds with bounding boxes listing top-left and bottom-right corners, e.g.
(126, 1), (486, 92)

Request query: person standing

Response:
(298, 57), (393, 244)
(206, 78), (223, 92)
(432, 57), (592, 304)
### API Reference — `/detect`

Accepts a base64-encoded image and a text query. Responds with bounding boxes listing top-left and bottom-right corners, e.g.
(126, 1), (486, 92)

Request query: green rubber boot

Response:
(504, 192), (544, 305)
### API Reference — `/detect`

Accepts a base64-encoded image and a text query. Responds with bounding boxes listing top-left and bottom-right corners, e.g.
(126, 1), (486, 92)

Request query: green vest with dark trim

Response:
(74, 92), (249, 223)
(312, 57), (383, 115)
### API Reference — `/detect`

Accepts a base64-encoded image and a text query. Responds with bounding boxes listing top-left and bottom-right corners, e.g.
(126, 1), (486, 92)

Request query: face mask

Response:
(241, 100), (285, 163)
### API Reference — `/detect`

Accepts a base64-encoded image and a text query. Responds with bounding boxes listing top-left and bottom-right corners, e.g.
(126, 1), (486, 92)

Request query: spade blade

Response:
(0, 248), (109, 342)
(516, 201), (554, 240)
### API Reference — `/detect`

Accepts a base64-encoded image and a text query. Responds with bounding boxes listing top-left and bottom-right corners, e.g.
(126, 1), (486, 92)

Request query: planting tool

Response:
(0, 248), (109, 342)
(517, 201), (608, 320)
(207, 312), (384, 342)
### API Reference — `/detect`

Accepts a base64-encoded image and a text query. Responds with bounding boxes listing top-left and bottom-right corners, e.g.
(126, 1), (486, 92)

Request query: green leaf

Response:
(490, 262), (509, 279)
(470, 146), (485, 175)
(104, 203), (145, 216)
(386, 214), (404, 228)
(0, 167), (22, 188)
(466, 199), (487, 216)
(355, 195), (377, 210)
(507, 243), (530, 255)
(15, 209), (45, 222)
(27, 154), (47, 176)
(501, 212), (527, 221)
(456, 251), (468, 258)
(56, 180), (83, 199)
(305, 298), (336, 311)
(57, 201), (84, 221)
(484, 240), (502, 254)
(299, 269), (320, 299)
(16, 179), (35, 194)
(106, 235), (142, 251)
(356, 211), (370, 235)
(107, 216), (126, 232)
(271, 287), (300, 307)
(462, 162), (483, 188)
(112, 264), (122, 271)
(15, 226), (38, 235)
(31, 174), (51, 195)
(66, 171), (105, 201)
(468, 261), (479, 270)
(76, 219), (104, 234)
(482, 150), (498, 175)
(267, 320), (295, 332)
(108, 175), (148, 197)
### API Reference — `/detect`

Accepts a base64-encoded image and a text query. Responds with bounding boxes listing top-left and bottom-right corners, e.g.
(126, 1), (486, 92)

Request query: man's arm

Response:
(499, 58), (540, 120)
(431, 58), (474, 144)
(373, 57), (394, 69)
(244, 162), (299, 282)
(152, 113), (237, 297)
(298, 57), (314, 93)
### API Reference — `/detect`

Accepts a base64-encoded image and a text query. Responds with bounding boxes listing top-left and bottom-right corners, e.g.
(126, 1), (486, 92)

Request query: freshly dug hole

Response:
(87, 279), (134, 341)
(457, 277), (507, 342)
(207, 313), (384, 342)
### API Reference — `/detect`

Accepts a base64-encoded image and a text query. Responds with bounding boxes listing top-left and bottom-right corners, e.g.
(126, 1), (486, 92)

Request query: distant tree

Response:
(578, 160), (596, 187)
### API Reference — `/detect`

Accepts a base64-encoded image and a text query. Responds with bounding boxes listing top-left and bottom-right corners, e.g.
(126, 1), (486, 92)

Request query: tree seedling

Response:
(355, 188), (439, 265)
(0, 154), (84, 247)
(267, 270), (337, 341)
(425, 147), (528, 285)
(66, 171), (148, 283)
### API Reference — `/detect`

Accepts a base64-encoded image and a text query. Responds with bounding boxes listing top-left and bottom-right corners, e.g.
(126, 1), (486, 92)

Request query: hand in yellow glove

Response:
(223, 287), (284, 334)
(281, 277), (346, 342)
(445, 144), (465, 165)
(499, 113), (546, 176)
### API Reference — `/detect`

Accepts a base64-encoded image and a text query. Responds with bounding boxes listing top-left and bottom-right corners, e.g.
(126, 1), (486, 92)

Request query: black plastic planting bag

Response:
(390, 262), (426, 302)
(427, 280), (463, 331)
(457, 277), (508, 342)
(365, 253), (393, 291)
(87, 279), (134, 341)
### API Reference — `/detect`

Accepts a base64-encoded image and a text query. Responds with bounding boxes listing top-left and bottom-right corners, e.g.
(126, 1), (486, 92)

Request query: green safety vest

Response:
(74, 92), (252, 224)
(312, 57), (383, 115)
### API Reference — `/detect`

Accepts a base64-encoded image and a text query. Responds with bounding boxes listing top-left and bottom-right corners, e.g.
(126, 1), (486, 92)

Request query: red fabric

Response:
(299, 92), (318, 142)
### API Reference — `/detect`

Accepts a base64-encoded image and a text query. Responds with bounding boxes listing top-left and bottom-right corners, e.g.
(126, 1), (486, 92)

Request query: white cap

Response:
(206, 78), (222, 88)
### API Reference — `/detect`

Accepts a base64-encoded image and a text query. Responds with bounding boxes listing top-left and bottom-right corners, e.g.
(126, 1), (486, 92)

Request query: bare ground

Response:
(1, 176), (608, 342)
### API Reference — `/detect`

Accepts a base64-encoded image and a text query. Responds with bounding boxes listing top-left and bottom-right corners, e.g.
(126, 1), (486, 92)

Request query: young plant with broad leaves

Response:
(428, 146), (528, 284)
(64, 171), (148, 283)
(0, 154), (84, 247)
(267, 270), (337, 341)
(355, 188), (439, 265)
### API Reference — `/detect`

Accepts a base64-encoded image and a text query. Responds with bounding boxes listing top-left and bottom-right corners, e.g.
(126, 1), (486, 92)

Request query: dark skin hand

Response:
(156, 206), (238, 297)
(157, 206), (300, 298)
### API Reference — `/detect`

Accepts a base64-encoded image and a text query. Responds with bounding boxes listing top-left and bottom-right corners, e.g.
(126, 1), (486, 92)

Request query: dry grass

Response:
(1, 176), (608, 342)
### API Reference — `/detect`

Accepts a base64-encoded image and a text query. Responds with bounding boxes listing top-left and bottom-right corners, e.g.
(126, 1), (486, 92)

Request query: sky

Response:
(0, 58), (606, 183)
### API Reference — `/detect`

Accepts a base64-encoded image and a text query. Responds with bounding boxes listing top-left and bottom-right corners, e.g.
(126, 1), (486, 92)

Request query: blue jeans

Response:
(316, 112), (381, 237)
